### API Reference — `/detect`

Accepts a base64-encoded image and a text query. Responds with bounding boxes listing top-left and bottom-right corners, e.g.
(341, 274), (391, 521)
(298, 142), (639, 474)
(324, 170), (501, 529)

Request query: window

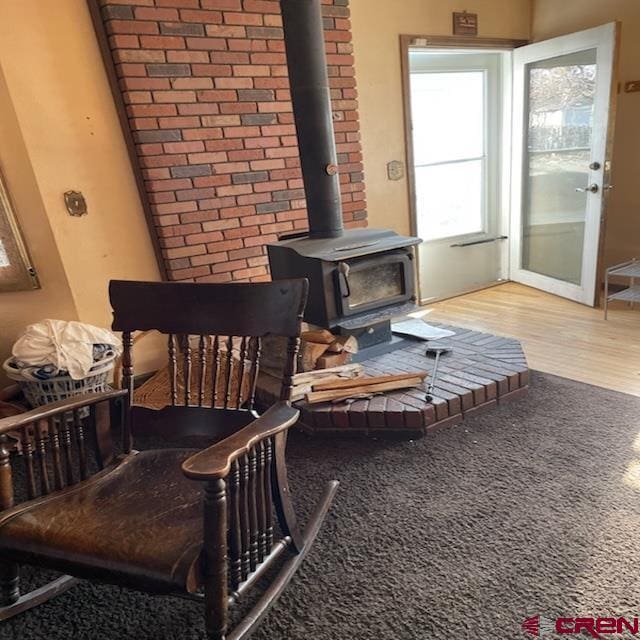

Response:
(0, 168), (38, 291)
(521, 49), (597, 284)
(409, 51), (502, 242)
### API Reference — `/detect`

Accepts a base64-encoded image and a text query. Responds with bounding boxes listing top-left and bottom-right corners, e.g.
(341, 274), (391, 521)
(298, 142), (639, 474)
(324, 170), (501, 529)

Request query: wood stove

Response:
(269, 0), (421, 351)
(268, 229), (419, 344)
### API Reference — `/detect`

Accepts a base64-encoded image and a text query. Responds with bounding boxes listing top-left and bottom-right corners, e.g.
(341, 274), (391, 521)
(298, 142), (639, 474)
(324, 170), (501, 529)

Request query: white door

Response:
(510, 23), (619, 305)
(407, 49), (511, 304)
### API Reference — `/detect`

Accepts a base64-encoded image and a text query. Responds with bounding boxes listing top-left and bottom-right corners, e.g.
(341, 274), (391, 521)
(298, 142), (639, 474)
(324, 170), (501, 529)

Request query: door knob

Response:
(576, 184), (599, 193)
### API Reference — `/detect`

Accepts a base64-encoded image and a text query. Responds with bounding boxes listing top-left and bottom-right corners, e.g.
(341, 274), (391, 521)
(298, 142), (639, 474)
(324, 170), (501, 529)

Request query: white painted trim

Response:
(499, 50), (513, 281)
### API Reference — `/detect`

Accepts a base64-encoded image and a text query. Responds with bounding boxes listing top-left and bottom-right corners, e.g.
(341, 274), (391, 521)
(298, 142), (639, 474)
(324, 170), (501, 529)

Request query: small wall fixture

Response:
(387, 161), (405, 181)
(64, 191), (88, 217)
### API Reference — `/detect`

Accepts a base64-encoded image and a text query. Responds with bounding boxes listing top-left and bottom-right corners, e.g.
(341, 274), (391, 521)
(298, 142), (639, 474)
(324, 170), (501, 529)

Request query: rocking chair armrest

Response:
(0, 389), (128, 436)
(182, 401), (299, 481)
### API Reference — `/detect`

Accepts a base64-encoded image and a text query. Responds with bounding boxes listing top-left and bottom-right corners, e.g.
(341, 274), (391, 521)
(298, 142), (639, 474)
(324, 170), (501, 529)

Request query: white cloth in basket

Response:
(11, 320), (122, 380)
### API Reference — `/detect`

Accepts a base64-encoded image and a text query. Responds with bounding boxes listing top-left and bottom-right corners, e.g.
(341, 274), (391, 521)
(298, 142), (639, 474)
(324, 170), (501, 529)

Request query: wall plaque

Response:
(453, 11), (478, 36)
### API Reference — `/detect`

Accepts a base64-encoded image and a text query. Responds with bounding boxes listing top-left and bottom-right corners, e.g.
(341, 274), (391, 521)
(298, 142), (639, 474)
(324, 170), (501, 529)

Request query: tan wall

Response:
(350, 0), (532, 236)
(0, 0), (163, 384)
(0, 67), (78, 380)
(531, 0), (640, 269)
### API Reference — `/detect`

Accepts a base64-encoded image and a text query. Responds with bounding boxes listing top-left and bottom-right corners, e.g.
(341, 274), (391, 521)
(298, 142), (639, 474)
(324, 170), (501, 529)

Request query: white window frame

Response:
(408, 49), (503, 245)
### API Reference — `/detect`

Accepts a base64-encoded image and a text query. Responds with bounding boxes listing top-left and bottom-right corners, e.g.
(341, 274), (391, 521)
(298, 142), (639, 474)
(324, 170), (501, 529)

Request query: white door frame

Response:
(400, 35), (526, 304)
(510, 22), (619, 305)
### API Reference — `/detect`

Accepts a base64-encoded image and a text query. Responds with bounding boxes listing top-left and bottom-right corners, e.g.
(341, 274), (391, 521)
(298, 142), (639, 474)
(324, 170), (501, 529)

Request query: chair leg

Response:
(204, 478), (228, 640)
(0, 562), (19, 606)
(271, 431), (304, 553)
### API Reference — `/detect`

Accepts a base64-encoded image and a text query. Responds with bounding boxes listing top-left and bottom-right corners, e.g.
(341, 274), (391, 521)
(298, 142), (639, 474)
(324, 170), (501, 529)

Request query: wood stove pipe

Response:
(280, 0), (344, 239)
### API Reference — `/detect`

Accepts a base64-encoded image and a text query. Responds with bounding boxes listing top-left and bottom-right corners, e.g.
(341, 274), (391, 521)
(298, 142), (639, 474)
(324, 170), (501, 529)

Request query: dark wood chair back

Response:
(109, 280), (308, 448)
(109, 279), (307, 338)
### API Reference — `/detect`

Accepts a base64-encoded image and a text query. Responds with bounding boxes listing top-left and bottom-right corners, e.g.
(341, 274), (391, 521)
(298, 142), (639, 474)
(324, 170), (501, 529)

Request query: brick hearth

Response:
(293, 325), (529, 438)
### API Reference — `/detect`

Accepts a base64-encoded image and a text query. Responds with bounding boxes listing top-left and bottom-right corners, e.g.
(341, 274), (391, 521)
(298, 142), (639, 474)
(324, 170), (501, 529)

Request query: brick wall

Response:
(97, 0), (367, 282)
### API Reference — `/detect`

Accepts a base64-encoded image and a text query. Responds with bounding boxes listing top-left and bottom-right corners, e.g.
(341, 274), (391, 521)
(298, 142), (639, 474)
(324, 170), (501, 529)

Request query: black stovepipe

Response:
(279, 0), (344, 239)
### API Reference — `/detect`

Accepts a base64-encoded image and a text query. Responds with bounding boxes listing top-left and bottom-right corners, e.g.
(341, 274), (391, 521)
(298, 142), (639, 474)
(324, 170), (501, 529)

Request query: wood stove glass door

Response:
(408, 49), (510, 303)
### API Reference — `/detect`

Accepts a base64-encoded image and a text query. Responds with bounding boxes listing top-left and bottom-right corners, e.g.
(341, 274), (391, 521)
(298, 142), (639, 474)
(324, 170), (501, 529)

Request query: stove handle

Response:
(337, 261), (351, 298)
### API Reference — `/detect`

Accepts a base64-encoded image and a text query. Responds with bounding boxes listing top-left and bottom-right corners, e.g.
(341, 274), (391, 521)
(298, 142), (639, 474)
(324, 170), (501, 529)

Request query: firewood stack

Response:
(259, 328), (428, 405)
(299, 329), (359, 370)
(260, 328), (357, 400)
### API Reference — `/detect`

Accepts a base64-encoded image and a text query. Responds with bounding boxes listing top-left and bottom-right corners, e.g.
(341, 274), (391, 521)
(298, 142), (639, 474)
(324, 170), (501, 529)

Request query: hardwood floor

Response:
(422, 282), (640, 397)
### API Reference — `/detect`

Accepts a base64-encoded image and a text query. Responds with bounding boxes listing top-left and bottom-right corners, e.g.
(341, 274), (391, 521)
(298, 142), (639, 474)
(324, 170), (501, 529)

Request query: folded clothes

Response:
(10, 320), (122, 380)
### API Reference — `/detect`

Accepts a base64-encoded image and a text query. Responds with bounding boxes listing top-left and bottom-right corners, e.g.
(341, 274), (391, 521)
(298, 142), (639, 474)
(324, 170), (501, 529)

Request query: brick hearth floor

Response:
(293, 323), (529, 438)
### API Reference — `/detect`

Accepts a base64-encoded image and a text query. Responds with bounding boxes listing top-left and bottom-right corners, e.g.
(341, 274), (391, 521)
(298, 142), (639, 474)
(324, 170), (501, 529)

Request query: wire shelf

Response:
(608, 262), (640, 278)
(605, 258), (640, 319)
(607, 285), (640, 303)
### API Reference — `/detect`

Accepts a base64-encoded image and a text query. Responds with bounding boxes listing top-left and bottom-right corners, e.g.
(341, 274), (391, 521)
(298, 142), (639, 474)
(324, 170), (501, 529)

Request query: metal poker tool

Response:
(425, 344), (451, 402)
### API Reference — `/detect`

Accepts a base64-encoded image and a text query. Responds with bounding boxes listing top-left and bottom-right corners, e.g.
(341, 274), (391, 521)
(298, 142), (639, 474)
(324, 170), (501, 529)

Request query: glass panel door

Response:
(522, 49), (596, 286)
(408, 50), (509, 303)
(511, 24), (618, 305)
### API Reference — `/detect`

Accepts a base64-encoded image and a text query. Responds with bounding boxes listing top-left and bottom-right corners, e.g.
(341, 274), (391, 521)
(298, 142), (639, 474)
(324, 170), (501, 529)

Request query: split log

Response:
(291, 384), (313, 403)
(312, 371), (428, 392)
(291, 363), (363, 385)
(260, 364), (365, 402)
(257, 372), (318, 403)
(301, 329), (335, 345)
(299, 340), (330, 372)
(325, 335), (359, 354)
(305, 376), (425, 405)
(316, 351), (352, 369)
(261, 335), (332, 374)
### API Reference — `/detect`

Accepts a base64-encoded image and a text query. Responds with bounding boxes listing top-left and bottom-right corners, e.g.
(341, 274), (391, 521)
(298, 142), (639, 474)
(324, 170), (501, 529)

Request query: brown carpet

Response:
(3, 371), (640, 639)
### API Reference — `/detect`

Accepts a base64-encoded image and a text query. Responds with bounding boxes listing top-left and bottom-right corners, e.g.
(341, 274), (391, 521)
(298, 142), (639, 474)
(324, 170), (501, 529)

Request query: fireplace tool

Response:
(425, 344), (451, 402)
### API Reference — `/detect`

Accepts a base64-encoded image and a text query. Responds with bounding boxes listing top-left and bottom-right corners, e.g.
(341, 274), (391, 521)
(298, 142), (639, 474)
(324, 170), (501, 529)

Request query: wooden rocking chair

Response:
(0, 279), (338, 639)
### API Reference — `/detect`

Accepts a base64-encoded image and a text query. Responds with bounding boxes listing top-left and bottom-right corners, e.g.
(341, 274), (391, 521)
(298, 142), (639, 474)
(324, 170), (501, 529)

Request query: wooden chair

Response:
(0, 279), (338, 640)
